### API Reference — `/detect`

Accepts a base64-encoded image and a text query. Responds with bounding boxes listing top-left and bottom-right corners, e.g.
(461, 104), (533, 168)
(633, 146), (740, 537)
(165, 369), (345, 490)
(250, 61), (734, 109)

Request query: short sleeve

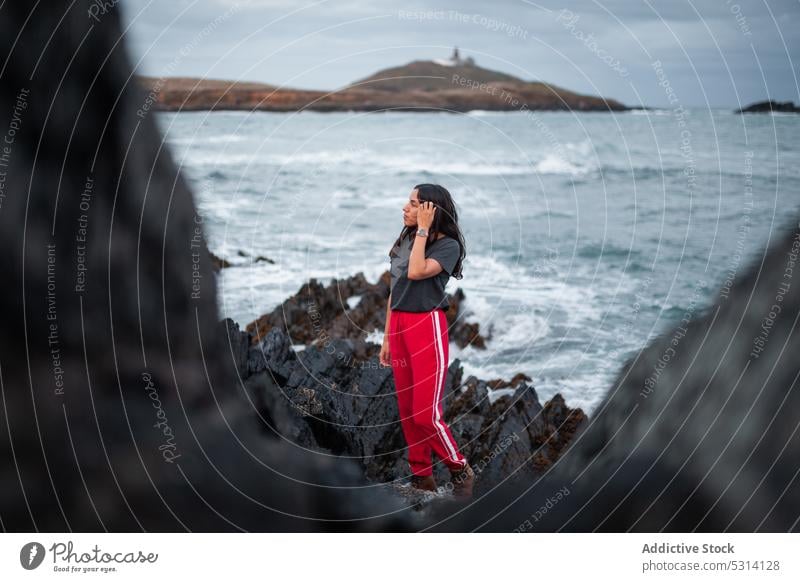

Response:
(427, 238), (460, 276)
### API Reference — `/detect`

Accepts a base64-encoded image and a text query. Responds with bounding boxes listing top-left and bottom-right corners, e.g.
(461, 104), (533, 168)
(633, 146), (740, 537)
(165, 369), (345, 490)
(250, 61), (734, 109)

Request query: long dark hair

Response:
(389, 183), (466, 280)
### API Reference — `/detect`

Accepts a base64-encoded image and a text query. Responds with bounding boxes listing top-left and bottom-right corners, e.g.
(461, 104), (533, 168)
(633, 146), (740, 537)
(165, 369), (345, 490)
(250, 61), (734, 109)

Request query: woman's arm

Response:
(384, 292), (392, 335)
(408, 234), (444, 280)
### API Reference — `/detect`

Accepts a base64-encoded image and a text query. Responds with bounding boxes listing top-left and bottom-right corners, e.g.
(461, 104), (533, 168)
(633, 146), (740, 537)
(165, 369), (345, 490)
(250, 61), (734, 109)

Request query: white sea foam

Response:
(628, 109), (671, 116)
(168, 134), (247, 146)
(364, 329), (384, 345)
(346, 294), (363, 309)
(183, 141), (600, 177)
(487, 387), (516, 404)
(533, 154), (588, 175)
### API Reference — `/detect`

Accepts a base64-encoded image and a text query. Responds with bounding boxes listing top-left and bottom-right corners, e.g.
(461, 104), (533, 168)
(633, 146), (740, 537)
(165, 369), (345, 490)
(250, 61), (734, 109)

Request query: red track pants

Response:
(389, 308), (467, 476)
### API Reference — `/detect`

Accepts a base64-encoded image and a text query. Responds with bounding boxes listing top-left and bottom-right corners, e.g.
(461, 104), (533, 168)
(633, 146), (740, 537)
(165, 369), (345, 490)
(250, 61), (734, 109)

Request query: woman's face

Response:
(402, 188), (421, 227)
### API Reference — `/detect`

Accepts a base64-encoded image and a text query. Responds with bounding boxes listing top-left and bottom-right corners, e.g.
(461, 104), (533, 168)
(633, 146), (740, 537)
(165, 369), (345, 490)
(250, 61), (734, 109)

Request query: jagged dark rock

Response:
(225, 318), (586, 499)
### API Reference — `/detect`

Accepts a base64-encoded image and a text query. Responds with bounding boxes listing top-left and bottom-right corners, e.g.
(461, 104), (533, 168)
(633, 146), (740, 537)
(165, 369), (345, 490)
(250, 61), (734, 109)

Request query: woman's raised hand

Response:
(417, 200), (436, 230)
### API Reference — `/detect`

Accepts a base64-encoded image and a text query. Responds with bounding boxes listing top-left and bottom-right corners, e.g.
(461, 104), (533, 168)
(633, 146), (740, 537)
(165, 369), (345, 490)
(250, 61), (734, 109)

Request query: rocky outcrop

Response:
(245, 272), (490, 350)
(223, 317), (586, 501)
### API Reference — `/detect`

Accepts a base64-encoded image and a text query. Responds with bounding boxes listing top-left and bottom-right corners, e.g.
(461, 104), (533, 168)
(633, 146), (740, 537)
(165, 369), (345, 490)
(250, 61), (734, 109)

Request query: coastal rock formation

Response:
(224, 318), (586, 498)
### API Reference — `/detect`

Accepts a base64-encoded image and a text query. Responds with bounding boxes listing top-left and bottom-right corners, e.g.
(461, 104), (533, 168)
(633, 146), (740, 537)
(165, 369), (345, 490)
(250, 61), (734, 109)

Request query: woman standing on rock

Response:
(379, 183), (475, 499)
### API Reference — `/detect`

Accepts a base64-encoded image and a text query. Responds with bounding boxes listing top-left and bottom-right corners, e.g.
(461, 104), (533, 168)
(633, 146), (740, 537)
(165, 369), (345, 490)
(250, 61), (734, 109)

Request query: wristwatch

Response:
(416, 228), (428, 237)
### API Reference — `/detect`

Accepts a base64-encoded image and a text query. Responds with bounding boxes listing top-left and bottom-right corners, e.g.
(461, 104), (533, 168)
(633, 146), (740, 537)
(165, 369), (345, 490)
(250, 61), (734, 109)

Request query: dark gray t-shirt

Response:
(389, 234), (460, 312)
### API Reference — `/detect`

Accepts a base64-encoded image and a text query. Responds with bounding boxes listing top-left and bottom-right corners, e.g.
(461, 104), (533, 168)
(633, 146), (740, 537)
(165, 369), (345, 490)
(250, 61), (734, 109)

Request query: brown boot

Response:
(449, 463), (475, 499)
(410, 474), (437, 492)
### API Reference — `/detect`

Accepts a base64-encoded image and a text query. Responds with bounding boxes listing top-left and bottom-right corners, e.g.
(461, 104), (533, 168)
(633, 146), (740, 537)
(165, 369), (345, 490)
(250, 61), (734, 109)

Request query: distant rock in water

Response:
(136, 49), (626, 113)
(208, 249), (275, 272)
(736, 100), (799, 114)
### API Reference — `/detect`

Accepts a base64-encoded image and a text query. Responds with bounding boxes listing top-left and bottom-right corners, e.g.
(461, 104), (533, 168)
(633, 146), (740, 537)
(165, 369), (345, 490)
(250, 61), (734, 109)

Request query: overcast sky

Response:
(120, 0), (800, 108)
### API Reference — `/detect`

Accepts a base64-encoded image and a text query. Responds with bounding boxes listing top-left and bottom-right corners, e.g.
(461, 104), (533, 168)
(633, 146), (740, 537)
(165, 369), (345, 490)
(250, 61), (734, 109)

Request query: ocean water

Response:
(155, 109), (799, 415)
